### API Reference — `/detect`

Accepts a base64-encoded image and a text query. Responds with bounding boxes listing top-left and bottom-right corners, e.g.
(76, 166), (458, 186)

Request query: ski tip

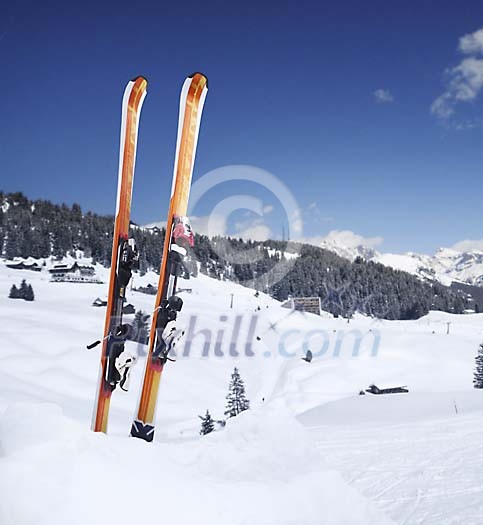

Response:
(188, 72), (208, 88)
(130, 76), (148, 88)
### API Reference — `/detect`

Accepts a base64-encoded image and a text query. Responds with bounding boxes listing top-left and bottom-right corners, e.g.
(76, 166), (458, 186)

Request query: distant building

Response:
(134, 284), (157, 295)
(6, 261), (42, 272)
(49, 262), (101, 283)
(365, 384), (408, 395)
(92, 298), (134, 313)
(282, 296), (321, 316)
(92, 297), (108, 307)
(122, 303), (135, 315)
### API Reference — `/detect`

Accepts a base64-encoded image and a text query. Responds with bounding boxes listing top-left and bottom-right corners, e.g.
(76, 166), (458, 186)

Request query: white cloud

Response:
(432, 27), (483, 120)
(289, 209), (303, 236)
(459, 28), (483, 55)
(262, 204), (274, 214)
(431, 58), (483, 119)
(373, 89), (394, 103)
(451, 239), (483, 252)
(430, 93), (454, 119)
(322, 230), (384, 249)
(191, 214), (229, 237)
(194, 213), (272, 241)
(144, 214), (228, 237)
(145, 218), (383, 250)
(303, 202), (333, 225)
(303, 230), (384, 250)
(234, 221), (271, 241)
(451, 58), (483, 101)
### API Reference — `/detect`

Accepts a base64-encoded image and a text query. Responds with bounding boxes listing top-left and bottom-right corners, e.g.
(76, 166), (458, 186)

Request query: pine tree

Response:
(24, 284), (35, 302)
(474, 343), (483, 389)
(132, 310), (150, 344)
(8, 284), (19, 299)
(225, 367), (250, 418)
(5, 227), (19, 260)
(199, 410), (215, 435)
(19, 279), (28, 299)
(0, 190), (474, 321)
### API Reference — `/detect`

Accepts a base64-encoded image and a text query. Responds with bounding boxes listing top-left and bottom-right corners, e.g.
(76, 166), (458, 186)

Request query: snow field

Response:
(1, 261), (483, 523)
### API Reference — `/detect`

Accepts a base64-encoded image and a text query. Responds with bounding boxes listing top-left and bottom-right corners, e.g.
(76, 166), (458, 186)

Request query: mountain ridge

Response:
(0, 191), (477, 319)
(317, 234), (483, 288)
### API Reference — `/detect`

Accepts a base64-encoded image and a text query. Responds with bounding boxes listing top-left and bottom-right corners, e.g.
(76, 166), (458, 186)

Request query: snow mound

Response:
(298, 391), (483, 427)
(2, 261), (483, 523)
(0, 403), (394, 525)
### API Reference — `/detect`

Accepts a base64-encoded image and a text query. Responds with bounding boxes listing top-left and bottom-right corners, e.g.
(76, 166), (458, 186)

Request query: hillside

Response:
(1, 262), (483, 524)
(0, 191), (476, 319)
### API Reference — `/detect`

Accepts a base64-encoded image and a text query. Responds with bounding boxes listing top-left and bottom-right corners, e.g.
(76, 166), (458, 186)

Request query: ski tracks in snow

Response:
(309, 415), (483, 524)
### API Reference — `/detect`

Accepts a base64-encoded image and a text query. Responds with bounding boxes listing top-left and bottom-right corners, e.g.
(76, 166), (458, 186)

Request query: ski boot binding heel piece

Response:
(118, 238), (139, 288)
(105, 324), (137, 392)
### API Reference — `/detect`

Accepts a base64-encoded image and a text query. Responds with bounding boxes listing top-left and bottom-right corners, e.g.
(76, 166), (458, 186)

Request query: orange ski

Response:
(131, 73), (208, 441)
(91, 76), (147, 433)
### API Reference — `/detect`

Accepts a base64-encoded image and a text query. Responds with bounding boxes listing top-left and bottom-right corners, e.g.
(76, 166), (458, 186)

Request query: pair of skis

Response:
(91, 73), (208, 442)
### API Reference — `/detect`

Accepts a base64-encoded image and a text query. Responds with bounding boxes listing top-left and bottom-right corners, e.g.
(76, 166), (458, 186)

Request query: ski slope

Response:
(1, 261), (483, 524)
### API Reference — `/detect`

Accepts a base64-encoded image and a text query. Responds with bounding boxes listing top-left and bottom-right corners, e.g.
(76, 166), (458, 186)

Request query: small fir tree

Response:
(132, 310), (150, 344)
(9, 284), (19, 299)
(199, 410), (215, 436)
(474, 343), (483, 389)
(24, 284), (35, 302)
(225, 367), (250, 418)
(19, 279), (28, 299)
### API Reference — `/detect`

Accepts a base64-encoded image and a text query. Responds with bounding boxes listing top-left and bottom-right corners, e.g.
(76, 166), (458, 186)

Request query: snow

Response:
(312, 234), (483, 287)
(376, 248), (483, 287)
(302, 405), (483, 524)
(298, 391), (483, 426)
(318, 232), (379, 261)
(1, 261), (483, 523)
(0, 403), (393, 525)
(266, 247), (299, 260)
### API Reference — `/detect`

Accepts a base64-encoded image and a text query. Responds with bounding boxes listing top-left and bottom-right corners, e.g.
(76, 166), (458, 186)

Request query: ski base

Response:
(130, 420), (155, 442)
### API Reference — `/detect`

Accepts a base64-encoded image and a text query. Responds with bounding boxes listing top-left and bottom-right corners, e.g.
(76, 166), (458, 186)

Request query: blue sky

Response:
(1, 0), (483, 254)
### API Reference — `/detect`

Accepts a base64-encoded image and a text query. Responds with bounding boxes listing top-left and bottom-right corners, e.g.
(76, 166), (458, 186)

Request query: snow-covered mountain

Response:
(318, 233), (483, 287)
(319, 235), (379, 262)
(375, 248), (483, 287)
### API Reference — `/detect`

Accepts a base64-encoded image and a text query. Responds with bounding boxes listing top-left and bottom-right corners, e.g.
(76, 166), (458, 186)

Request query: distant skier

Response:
(302, 349), (313, 363)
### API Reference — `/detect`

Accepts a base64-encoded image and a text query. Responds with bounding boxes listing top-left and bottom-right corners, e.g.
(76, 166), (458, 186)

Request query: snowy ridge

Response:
(319, 236), (379, 262)
(144, 221), (483, 287)
(317, 234), (483, 287)
(376, 247), (483, 287)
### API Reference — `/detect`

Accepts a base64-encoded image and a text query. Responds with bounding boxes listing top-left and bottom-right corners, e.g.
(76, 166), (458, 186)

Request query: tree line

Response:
(0, 191), (474, 320)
